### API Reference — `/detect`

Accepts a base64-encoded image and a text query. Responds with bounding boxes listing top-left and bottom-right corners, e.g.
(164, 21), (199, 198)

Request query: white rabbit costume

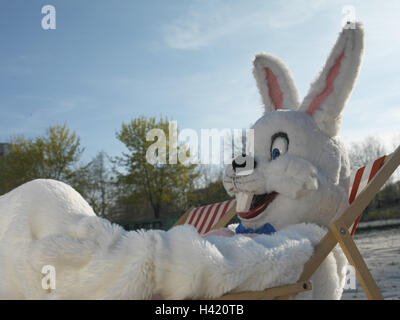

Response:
(224, 22), (364, 231)
(0, 23), (364, 300)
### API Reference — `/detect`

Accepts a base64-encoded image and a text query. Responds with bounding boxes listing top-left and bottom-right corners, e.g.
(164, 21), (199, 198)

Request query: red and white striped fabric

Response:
(183, 200), (235, 234)
(349, 155), (386, 235)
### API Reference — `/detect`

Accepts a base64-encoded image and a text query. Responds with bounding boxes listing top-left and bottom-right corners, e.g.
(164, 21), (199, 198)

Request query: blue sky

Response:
(1, 0), (399, 162)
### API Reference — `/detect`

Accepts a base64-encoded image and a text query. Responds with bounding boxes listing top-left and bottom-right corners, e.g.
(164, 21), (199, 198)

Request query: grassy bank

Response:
(362, 206), (400, 222)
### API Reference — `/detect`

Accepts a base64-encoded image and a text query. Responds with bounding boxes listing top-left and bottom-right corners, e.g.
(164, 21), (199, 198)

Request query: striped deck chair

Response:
(173, 199), (236, 235)
(349, 155), (387, 236)
(172, 145), (400, 300)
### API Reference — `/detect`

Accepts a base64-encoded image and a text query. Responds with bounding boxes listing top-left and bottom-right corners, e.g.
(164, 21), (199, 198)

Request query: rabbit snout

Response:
(223, 156), (267, 196)
(265, 155), (319, 199)
(223, 154), (319, 198)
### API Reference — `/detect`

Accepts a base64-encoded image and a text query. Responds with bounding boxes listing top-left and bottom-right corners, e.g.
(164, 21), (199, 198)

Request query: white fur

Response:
(0, 180), (346, 299)
(253, 53), (300, 112)
(299, 22), (364, 137)
(224, 111), (350, 230)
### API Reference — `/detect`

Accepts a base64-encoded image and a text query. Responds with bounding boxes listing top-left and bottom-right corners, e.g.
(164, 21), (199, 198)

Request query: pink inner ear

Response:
(265, 67), (283, 110)
(307, 51), (345, 115)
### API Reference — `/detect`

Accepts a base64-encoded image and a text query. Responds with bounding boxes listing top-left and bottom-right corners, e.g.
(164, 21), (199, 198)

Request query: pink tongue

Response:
(238, 205), (265, 219)
(238, 193), (278, 219)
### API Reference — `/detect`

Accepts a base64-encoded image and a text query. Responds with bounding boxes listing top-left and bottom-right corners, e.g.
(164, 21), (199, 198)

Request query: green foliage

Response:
(362, 180), (400, 222)
(0, 124), (83, 194)
(0, 137), (41, 193)
(36, 125), (83, 180)
(114, 116), (199, 218)
(188, 179), (232, 207)
(362, 206), (400, 222)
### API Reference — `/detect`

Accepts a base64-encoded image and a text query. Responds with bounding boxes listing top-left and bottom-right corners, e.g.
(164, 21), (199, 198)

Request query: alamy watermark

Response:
(145, 121), (254, 167)
(343, 265), (356, 290)
(41, 265), (56, 290)
(41, 5), (56, 30)
(342, 5), (357, 29)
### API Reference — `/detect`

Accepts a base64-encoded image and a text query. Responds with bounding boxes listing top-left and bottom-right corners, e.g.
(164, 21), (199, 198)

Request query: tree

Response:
(0, 136), (42, 193)
(36, 125), (83, 180)
(0, 124), (83, 194)
(115, 116), (198, 219)
(348, 136), (400, 220)
(188, 164), (231, 206)
(71, 151), (116, 218)
(348, 136), (387, 171)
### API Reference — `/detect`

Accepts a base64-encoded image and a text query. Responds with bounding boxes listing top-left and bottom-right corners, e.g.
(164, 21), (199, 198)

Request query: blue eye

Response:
(270, 133), (288, 160)
(272, 148), (280, 160)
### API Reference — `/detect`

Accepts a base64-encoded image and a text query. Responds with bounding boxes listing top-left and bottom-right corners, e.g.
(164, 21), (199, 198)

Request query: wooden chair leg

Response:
(213, 281), (311, 300)
(331, 222), (383, 300)
(298, 230), (338, 282)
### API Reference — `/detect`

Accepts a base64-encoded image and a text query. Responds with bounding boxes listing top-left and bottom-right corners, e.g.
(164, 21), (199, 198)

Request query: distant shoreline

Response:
(356, 218), (400, 232)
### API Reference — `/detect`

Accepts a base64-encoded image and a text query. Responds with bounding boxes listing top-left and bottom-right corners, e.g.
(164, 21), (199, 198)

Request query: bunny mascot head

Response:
(224, 23), (364, 232)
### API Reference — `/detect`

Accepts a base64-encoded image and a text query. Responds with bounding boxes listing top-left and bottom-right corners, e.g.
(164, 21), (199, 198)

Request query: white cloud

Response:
(163, 0), (325, 50)
(267, 0), (325, 29)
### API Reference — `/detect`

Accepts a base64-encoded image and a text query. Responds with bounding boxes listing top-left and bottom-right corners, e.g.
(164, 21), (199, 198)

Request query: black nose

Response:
(232, 154), (256, 172)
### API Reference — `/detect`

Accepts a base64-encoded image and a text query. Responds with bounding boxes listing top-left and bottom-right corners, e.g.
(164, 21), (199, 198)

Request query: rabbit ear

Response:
(253, 53), (300, 114)
(299, 22), (364, 137)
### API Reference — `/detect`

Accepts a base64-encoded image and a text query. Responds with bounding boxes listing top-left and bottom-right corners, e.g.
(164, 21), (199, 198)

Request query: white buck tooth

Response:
(235, 192), (253, 212)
